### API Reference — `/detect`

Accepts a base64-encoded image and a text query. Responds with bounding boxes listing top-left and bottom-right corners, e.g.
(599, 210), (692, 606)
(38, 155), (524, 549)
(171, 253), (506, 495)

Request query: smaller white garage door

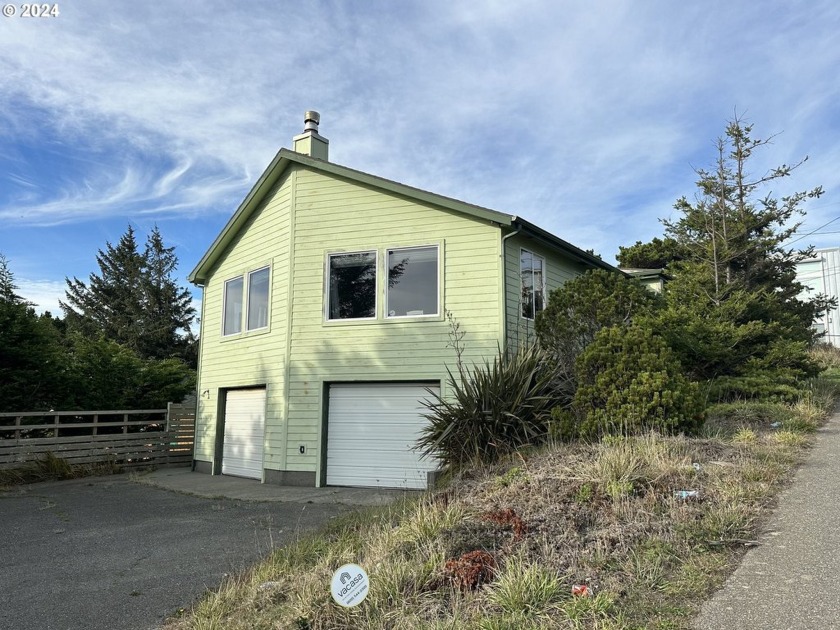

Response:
(327, 383), (439, 489)
(222, 388), (266, 480)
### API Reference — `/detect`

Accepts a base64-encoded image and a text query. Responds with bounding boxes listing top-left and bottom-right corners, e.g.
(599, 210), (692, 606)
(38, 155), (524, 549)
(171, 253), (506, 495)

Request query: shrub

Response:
(417, 345), (558, 468)
(557, 325), (704, 439)
(706, 373), (802, 403)
(535, 269), (661, 399)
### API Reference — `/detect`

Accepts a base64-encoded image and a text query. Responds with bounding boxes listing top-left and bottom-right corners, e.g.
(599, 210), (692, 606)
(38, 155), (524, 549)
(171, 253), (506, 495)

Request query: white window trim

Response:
(385, 244), (441, 319)
(324, 250), (379, 322)
(246, 266), (271, 332)
(222, 275), (244, 337)
(221, 265), (272, 338)
(520, 248), (546, 321)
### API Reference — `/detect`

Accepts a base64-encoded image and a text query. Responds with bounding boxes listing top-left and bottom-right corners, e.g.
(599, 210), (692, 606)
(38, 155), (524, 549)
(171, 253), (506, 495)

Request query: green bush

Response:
(417, 345), (558, 468)
(556, 325), (704, 439)
(535, 269), (661, 400)
(706, 373), (802, 403)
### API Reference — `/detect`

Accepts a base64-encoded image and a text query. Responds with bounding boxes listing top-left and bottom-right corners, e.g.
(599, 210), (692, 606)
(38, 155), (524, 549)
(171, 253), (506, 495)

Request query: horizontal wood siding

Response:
(504, 232), (589, 350)
(195, 171), (293, 468)
(288, 168), (502, 474)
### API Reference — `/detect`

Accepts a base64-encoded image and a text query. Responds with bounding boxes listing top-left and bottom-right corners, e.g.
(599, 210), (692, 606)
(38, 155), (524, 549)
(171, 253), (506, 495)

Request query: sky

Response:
(1, 0), (839, 321)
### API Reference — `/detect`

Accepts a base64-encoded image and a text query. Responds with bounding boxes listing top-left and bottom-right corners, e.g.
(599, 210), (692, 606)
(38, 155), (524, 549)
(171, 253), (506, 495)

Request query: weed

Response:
(732, 428), (757, 445)
(770, 430), (808, 447)
(495, 466), (526, 488)
(487, 555), (561, 616)
(574, 483), (594, 504)
(560, 591), (617, 627)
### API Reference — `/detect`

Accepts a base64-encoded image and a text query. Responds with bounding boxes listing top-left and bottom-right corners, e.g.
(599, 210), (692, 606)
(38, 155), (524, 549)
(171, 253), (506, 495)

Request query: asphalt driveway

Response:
(0, 474), (357, 630)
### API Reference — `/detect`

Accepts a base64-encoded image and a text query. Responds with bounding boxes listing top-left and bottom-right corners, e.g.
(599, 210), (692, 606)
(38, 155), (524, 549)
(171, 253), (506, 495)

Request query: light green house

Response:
(188, 112), (618, 489)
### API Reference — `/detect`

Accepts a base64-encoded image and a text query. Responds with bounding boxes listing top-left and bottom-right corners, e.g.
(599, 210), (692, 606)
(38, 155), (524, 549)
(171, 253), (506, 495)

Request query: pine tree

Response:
(0, 253), (23, 304)
(62, 225), (146, 353)
(61, 225), (196, 363)
(0, 255), (67, 411)
(141, 226), (196, 362)
(651, 117), (831, 391)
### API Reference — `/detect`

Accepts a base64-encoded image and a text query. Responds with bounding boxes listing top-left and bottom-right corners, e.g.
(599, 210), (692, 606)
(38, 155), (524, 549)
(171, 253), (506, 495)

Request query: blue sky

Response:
(2, 0), (839, 319)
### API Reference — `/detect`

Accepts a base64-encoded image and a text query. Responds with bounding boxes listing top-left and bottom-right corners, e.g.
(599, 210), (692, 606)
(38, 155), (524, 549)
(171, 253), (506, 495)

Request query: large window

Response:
(520, 249), (545, 320)
(327, 252), (377, 320)
(386, 246), (438, 317)
(247, 267), (270, 331)
(223, 276), (244, 335)
(222, 267), (270, 336)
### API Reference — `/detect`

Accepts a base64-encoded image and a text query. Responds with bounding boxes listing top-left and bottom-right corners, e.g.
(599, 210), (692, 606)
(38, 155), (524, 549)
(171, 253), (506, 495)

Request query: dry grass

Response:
(164, 376), (838, 630)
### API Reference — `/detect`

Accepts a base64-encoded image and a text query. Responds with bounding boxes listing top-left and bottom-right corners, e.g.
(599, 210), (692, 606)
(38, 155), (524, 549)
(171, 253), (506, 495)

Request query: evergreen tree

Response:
(0, 255), (67, 411)
(62, 225), (146, 353)
(61, 225), (196, 363)
(646, 117), (830, 392)
(663, 117), (824, 317)
(616, 237), (688, 269)
(141, 226), (196, 363)
(535, 269), (662, 399)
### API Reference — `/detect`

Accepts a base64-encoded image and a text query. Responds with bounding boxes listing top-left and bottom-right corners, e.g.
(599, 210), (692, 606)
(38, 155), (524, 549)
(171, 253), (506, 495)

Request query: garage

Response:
(222, 388), (266, 479)
(326, 383), (439, 489)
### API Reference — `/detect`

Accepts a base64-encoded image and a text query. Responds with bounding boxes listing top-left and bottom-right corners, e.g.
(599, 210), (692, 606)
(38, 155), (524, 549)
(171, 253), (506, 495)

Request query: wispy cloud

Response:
(0, 0), (838, 265)
(16, 278), (65, 315)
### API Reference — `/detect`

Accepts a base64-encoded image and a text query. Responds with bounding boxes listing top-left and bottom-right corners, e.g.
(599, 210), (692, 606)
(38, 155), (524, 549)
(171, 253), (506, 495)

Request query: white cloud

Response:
(16, 278), (65, 315)
(0, 0), (837, 264)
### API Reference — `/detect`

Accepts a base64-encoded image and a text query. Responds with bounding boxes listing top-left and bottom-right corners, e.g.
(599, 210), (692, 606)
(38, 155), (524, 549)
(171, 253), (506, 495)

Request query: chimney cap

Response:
(303, 111), (320, 132)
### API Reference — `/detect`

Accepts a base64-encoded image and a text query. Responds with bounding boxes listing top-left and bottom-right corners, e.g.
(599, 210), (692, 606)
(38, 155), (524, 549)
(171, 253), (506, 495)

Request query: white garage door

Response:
(222, 388), (266, 479)
(327, 383), (439, 489)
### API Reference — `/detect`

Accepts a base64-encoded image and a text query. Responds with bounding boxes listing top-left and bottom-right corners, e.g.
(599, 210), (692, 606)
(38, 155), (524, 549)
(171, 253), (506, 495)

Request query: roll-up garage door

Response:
(222, 388), (266, 479)
(327, 383), (439, 489)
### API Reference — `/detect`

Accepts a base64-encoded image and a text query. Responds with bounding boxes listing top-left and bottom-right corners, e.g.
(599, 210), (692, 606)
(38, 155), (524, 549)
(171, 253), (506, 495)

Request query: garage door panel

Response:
(222, 389), (265, 480)
(327, 383), (438, 489)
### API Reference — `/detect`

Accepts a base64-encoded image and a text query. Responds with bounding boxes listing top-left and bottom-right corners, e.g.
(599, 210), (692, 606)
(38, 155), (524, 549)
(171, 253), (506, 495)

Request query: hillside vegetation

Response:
(166, 373), (838, 630)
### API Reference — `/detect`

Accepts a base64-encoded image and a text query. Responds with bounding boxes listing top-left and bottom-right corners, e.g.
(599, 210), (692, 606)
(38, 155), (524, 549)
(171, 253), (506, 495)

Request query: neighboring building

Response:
(796, 247), (840, 345)
(188, 112), (619, 489)
(619, 268), (670, 294)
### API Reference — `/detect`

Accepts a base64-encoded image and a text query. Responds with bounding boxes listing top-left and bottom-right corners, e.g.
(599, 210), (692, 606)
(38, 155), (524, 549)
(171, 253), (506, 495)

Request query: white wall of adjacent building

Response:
(796, 247), (840, 347)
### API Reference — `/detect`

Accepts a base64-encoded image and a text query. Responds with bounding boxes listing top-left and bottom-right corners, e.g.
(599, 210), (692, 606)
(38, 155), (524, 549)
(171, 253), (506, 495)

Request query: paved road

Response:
(694, 411), (840, 629)
(0, 475), (352, 630)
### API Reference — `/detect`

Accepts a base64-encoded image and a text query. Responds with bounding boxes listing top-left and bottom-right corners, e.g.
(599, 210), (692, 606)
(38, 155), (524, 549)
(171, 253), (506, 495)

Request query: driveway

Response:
(0, 473), (387, 630)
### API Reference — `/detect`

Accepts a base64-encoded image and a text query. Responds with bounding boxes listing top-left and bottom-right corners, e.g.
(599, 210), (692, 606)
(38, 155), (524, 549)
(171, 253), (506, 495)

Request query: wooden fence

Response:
(0, 403), (195, 470)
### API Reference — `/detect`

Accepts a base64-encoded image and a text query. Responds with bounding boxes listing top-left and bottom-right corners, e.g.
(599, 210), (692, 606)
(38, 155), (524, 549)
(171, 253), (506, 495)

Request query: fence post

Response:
(53, 414), (59, 438)
(14, 415), (21, 442)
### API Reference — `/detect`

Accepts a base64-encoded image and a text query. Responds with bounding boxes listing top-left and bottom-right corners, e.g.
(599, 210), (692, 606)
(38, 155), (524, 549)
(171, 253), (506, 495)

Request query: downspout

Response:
(500, 225), (523, 351)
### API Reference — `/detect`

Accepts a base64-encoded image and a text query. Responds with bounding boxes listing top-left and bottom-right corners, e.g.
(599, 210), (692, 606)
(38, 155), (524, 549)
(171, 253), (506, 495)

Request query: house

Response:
(188, 111), (619, 489)
(795, 247), (840, 345)
(619, 268), (670, 294)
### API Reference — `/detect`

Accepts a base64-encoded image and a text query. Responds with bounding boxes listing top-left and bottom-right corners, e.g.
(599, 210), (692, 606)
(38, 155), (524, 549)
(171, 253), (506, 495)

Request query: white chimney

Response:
(293, 110), (329, 161)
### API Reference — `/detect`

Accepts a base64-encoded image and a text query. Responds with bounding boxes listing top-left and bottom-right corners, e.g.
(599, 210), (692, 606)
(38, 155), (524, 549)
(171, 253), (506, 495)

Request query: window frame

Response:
(221, 265), (271, 338)
(246, 266), (271, 332)
(385, 244), (441, 319)
(222, 275), (245, 337)
(520, 248), (546, 321)
(324, 250), (379, 322)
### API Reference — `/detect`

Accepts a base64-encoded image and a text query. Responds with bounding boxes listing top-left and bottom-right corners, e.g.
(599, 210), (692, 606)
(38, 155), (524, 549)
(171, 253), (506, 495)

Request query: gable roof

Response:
(189, 149), (618, 284)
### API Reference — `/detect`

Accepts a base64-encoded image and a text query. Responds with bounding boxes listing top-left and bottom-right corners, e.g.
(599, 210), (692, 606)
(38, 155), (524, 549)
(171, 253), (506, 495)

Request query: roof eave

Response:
(512, 217), (624, 274)
(188, 150), (293, 285)
(188, 149), (514, 285)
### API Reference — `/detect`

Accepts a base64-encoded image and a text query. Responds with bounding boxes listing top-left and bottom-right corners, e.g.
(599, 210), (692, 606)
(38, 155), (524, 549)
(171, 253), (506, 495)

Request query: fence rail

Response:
(0, 404), (195, 470)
